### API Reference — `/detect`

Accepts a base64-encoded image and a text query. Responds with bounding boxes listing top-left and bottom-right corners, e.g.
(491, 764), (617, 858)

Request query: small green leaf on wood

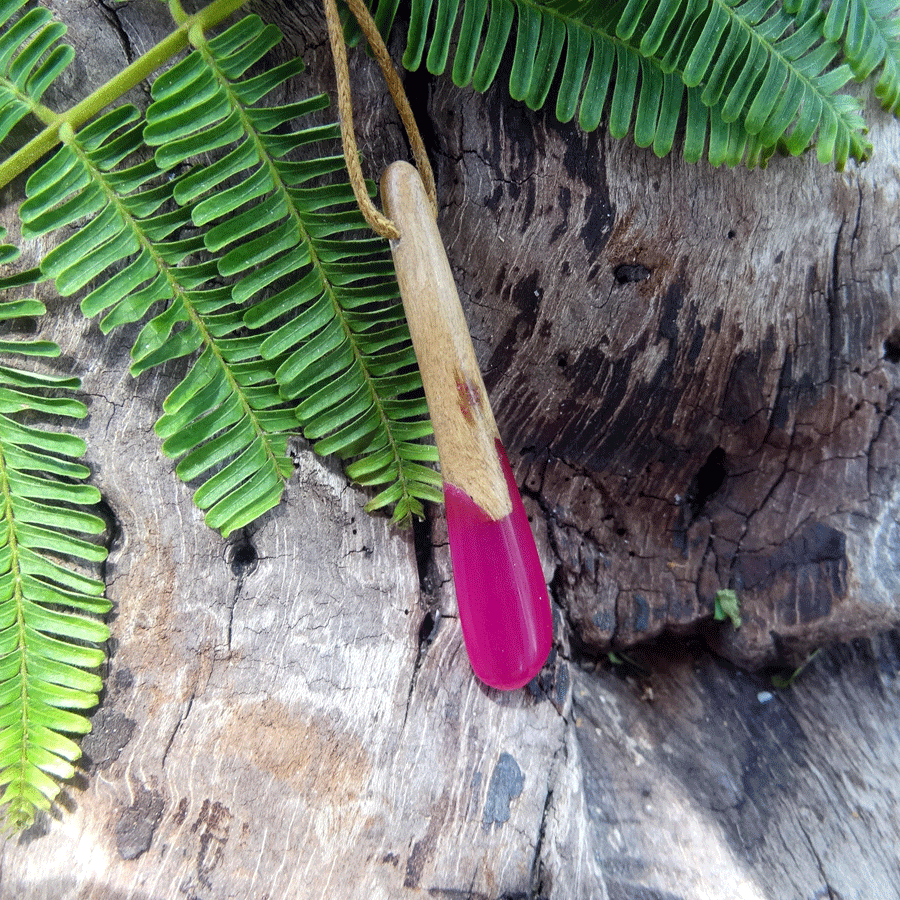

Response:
(714, 588), (742, 629)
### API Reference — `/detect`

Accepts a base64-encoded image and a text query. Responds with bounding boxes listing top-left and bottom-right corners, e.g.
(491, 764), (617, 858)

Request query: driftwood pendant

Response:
(381, 161), (553, 689)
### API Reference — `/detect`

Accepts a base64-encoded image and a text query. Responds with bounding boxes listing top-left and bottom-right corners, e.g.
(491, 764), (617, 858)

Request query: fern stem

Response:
(0, 0), (251, 190)
(168, 0), (191, 26)
(1, 85), (63, 130)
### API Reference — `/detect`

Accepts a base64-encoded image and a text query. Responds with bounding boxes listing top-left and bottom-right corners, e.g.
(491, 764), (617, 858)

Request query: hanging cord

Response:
(322, 0), (438, 239)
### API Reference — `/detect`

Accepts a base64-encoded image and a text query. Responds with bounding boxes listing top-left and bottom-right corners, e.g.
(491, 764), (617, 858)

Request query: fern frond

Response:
(676, 0), (869, 167)
(368, 0), (877, 167)
(143, 17), (440, 526)
(803, 0), (900, 112)
(384, 0), (761, 163)
(600, 0), (873, 166)
(17, 15), (437, 532)
(19, 106), (297, 537)
(0, 233), (109, 831)
(0, 0), (74, 141)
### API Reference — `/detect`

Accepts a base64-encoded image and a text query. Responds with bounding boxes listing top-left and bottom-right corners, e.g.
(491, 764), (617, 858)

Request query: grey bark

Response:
(1, 2), (899, 899)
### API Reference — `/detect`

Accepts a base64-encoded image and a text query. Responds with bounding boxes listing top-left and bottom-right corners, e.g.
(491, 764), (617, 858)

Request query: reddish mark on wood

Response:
(455, 372), (483, 424)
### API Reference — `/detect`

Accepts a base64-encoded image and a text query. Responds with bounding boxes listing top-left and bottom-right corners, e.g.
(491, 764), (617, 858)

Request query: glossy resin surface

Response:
(444, 441), (553, 690)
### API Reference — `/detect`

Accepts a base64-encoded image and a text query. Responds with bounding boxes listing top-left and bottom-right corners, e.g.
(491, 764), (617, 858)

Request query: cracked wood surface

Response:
(1, 1), (900, 899)
(429, 83), (900, 669)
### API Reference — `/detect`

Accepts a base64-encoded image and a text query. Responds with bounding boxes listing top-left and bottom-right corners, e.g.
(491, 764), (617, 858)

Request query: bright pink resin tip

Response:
(444, 441), (553, 690)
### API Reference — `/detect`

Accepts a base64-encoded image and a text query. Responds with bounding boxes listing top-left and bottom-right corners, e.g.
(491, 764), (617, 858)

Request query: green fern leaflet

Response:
(0, 0), (74, 141)
(0, 235), (109, 832)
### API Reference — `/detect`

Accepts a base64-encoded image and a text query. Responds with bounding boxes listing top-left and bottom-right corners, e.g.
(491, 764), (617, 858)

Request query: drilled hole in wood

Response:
(613, 263), (651, 284)
(229, 537), (258, 577)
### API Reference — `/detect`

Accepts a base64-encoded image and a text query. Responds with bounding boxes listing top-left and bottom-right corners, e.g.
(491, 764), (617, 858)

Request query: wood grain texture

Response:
(426, 75), (900, 668)
(1, 2), (899, 899)
(573, 633), (900, 900)
(382, 161), (510, 518)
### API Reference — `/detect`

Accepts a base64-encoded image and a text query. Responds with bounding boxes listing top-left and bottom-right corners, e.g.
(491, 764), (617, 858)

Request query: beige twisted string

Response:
(322, 0), (438, 239)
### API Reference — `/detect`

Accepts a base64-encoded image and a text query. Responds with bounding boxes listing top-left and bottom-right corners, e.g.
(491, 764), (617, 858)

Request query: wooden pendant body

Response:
(380, 161), (511, 520)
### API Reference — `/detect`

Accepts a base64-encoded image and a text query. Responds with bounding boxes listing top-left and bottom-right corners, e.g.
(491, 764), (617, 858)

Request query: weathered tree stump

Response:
(2, 2), (899, 898)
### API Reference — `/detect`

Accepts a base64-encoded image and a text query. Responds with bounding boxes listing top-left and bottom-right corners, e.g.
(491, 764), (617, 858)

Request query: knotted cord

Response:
(322, 0), (438, 239)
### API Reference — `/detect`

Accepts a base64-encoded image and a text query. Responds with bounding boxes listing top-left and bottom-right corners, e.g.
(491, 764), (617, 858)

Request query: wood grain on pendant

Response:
(380, 160), (512, 521)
